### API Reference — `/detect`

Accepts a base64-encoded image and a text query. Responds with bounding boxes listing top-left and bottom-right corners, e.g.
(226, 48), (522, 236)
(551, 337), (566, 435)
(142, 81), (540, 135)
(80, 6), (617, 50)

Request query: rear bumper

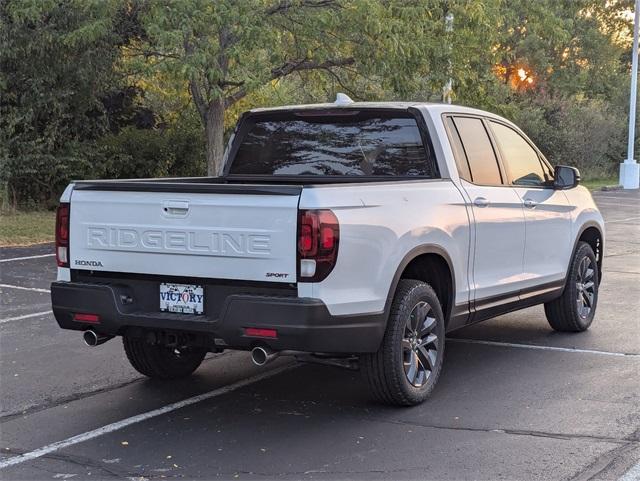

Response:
(51, 281), (385, 354)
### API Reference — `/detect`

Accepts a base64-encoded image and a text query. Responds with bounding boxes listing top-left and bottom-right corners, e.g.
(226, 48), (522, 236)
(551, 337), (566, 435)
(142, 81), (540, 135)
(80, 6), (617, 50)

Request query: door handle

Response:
(162, 200), (190, 216)
(523, 199), (538, 209)
(473, 197), (489, 207)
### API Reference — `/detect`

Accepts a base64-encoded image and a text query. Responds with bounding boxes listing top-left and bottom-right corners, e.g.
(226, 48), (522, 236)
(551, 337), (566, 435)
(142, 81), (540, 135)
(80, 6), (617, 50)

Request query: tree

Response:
(0, 0), (120, 206)
(492, 0), (632, 99)
(135, 1), (360, 175)
(2, 0), (631, 208)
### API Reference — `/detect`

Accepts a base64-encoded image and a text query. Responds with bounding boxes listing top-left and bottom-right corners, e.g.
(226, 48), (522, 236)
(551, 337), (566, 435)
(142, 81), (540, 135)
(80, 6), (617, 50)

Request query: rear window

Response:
(228, 110), (438, 177)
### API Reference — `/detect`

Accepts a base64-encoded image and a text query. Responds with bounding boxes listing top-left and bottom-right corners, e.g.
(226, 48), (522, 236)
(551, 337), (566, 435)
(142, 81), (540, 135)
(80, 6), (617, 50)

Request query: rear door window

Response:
(444, 117), (472, 182)
(228, 110), (438, 177)
(452, 117), (503, 185)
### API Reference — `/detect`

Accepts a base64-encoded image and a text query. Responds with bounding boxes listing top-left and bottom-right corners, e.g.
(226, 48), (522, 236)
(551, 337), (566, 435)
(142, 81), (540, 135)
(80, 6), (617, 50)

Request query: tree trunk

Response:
(204, 97), (225, 176)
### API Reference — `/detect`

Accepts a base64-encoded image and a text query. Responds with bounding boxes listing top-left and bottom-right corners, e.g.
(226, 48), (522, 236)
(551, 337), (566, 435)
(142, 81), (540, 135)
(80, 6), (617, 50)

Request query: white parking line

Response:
(593, 201), (639, 208)
(593, 194), (638, 200)
(0, 363), (294, 470)
(449, 338), (640, 358)
(605, 216), (640, 224)
(618, 460), (640, 481)
(0, 311), (52, 324)
(0, 284), (50, 294)
(0, 253), (54, 263)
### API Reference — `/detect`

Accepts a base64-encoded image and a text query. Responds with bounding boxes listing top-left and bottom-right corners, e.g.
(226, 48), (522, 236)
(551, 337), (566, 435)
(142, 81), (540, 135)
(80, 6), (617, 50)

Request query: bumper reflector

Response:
(73, 313), (100, 324)
(244, 327), (277, 338)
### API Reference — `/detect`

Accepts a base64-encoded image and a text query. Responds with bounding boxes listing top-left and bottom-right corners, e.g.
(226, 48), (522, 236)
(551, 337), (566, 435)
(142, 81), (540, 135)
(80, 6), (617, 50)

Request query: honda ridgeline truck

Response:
(51, 96), (604, 406)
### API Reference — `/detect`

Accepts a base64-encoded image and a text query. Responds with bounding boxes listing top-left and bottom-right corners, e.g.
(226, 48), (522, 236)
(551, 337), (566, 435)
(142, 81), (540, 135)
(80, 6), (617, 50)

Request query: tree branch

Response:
(322, 67), (362, 99)
(182, 34), (208, 123)
(218, 79), (245, 88)
(266, 0), (338, 16)
(271, 57), (355, 78)
(225, 56), (355, 107)
(132, 49), (181, 60)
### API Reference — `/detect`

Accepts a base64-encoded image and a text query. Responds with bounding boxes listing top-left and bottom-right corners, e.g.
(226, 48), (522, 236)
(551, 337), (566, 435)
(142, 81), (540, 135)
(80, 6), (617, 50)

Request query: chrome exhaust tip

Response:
(251, 346), (278, 366)
(83, 330), (112, 347)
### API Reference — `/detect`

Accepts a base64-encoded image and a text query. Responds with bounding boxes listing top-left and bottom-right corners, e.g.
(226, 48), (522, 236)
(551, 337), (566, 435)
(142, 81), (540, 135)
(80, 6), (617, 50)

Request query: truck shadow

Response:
(96, 338), (634, 478)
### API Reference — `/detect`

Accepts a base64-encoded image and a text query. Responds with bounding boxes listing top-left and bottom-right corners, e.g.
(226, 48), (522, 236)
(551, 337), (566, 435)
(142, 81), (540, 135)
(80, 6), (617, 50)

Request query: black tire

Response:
(123, 335), (206, 379)
(361, 279), (445, 406)
(544, 241), (599, 332)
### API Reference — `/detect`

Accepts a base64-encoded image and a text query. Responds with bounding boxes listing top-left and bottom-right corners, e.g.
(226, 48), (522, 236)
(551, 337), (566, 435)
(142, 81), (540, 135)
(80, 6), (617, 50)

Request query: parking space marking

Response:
(0, 253), (54, 263)
(449, 338), (640, 358)
(0, 284), (50, 294)
(593, 194), (639, 200)
(618, 460), (640, 481)
(0, 363), (294, 470)
(0, 311), (52, 325)
(593, 202), (639, 208)
(605, 216), (640, 224)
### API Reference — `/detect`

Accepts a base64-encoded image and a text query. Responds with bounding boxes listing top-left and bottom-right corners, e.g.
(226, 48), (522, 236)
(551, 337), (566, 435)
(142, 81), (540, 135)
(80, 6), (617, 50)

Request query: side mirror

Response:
(554, 165), (580, 190)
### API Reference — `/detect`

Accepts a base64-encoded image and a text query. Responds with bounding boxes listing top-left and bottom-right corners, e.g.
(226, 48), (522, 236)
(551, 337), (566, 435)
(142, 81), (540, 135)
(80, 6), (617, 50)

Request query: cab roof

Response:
(248, 94), (506, 123)
(249, 100), (427, 112)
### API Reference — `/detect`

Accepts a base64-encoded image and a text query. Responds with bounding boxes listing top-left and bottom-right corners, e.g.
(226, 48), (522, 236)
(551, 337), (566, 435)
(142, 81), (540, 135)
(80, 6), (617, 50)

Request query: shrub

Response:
(507, 96), (626, 179)
(97, 124), (205, 181)
(0, 141), (102, 210)
(1, 122), (205, 209)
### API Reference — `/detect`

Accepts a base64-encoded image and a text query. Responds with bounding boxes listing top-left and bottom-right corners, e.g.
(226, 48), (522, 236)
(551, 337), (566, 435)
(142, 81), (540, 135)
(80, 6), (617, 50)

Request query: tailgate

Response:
(68, 186), (300, 283)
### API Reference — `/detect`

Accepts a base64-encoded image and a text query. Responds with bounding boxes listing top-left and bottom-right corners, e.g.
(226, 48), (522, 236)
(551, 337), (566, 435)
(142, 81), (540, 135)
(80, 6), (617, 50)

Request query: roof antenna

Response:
(334, 92), (354, 106)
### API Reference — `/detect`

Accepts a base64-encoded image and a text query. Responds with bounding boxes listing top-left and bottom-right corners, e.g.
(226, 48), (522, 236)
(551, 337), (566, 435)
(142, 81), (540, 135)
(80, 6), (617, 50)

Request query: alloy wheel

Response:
(576, 256), (596, 319)
(402, 301), (439, 387)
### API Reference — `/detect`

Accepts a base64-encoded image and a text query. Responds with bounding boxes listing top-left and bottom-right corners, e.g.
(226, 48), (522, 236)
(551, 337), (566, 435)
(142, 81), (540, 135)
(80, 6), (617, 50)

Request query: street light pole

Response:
(620, 0), (640, 189)
(443, 11), (454, 104)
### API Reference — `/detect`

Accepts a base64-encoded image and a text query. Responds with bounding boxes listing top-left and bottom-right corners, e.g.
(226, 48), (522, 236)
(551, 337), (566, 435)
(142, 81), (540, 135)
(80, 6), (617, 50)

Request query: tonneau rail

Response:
(72, 180), (303, 196)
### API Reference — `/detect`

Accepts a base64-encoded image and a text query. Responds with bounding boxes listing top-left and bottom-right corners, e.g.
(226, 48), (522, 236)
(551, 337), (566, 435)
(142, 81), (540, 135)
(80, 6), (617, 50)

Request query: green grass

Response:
(0, 210), (56, 246)
(581, 177), (619, 191)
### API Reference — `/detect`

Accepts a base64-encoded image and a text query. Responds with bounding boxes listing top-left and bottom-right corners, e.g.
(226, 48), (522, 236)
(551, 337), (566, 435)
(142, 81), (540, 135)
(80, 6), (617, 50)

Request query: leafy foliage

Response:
(0, 0), (119, 207)
(0, 0), (635, 208)
(509, 96), (627, 177)
(135, 0), (514, 174)
(97, 115), (205, 179)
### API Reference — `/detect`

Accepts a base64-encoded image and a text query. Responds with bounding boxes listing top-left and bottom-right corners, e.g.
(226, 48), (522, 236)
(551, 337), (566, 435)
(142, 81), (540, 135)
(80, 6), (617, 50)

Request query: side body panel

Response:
(298, 180), (471, 317)
(425, 105), (605, 309)
(563, 186), (605, 257)
(512, 187), (573, 288)
(427, 107), (528, 308)
(460, 180), (527, 300)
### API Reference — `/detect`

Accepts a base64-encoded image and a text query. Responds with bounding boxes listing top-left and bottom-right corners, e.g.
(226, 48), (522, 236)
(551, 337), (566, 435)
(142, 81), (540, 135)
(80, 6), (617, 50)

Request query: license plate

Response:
(159, 283), (204, 315)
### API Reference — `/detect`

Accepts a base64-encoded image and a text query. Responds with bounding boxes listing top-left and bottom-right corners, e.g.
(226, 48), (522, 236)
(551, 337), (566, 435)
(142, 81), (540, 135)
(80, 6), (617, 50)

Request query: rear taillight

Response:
(55, 203), (70, 267)
(297, 209), (339, 282)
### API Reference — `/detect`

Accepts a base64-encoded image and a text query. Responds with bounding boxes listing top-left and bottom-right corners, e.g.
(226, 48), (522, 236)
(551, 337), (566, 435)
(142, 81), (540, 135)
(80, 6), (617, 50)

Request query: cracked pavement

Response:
(0, 189), (638, 480)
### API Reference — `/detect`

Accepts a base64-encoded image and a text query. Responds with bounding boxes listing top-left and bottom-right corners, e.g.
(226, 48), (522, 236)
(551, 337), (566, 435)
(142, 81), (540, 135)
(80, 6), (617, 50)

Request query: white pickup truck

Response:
(51, 96), (604, 406)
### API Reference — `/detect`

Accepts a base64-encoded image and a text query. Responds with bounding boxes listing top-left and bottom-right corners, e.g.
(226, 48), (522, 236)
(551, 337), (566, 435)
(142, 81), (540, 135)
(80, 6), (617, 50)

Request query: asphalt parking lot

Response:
(1, 190), (638, 480)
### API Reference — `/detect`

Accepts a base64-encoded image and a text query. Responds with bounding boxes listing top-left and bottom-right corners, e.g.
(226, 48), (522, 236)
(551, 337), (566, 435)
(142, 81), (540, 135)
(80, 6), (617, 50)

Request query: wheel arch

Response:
(574, 222), (604, 284)
(384, 245), (456, 327)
